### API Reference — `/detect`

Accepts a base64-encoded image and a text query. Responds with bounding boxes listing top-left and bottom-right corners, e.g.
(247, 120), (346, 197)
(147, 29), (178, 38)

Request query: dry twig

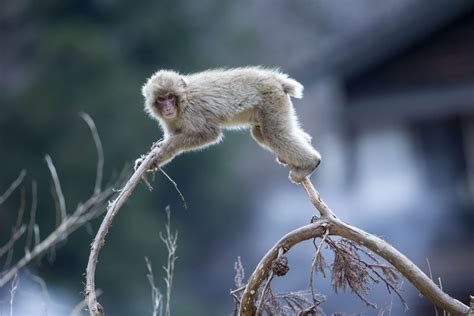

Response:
(160, 206), (178, 316)
(310, 228), (329, 304)
(45, 154), (67, 223)
(0, 114), (120, 288)
(79, 112), (104, 196)
(0, 170), (26, 206)
(9, 274), (19, 316)
(426, 258), (440, 316)
(145, 256), (163, 316)
(159, 168), (187, 209)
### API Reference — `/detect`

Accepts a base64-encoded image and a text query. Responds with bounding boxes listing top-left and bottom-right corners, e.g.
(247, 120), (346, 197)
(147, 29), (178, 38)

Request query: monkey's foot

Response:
(288, 159), (321, 184)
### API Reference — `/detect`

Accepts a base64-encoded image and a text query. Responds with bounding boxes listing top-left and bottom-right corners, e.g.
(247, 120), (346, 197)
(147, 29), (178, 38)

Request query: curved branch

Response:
(330, 218), (469, 315)
(239, 179), (470, 316)
(85, 145), (162, 316)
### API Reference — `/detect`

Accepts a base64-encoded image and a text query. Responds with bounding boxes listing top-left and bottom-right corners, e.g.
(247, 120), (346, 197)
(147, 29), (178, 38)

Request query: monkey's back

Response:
(184, 67), (295, 125)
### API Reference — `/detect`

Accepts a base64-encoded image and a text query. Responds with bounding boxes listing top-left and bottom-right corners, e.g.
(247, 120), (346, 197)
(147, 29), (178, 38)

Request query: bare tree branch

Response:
(1, 188), (26, 270)
(300, 178), (336, 219)
(80, 112), (104, 196)
(26, 180), (38, 250)
(426, 258), (440, 316)
(160, 206), (178, 316)
(239, 178), (470, 316)
(0, 114), (119, 288)
(0, 179), (116, 288)
(9, 274), (19, 316)
(0, 226), (26, 258)
(309, 228), (329, 304)
(45, 154), (67, 223)
(0, 170), (26, 206)
(86, 143), (163, 316)
(159, 168), (187, 209)
(145, 256), (163, 316)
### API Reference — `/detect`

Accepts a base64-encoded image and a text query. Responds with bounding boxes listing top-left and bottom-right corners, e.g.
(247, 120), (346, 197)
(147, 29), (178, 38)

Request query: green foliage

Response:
(0, 1), (258, 314)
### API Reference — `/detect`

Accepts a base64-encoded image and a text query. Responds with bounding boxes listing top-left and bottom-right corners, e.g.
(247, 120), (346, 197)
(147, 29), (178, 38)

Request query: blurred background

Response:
(1, 0), (474, 315)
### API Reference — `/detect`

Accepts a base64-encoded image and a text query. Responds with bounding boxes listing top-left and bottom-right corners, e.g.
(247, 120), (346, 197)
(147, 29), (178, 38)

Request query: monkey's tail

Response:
(276, 74), (304, 99)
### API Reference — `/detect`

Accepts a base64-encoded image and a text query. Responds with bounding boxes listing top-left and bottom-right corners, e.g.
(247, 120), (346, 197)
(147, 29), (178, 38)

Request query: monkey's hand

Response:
(134, 156), (159, 172)
(151, 139), (164, 149)
(134, 141), (164, 171)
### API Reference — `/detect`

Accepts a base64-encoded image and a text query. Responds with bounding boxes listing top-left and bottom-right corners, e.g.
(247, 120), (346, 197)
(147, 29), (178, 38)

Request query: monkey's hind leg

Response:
(259, 123), (321, 183)
(251, 125), (266, 146)
(252, 125), (291, 166)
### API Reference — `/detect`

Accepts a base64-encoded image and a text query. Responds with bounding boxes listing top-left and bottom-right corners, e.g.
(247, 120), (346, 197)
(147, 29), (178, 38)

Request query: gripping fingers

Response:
(134, 155), (158, 172)
(134, 156), (145, 171)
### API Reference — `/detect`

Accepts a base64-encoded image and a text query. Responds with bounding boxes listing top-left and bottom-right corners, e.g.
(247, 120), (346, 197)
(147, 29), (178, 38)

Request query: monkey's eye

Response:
(157, 96), (166, 102)
(166, 94), (174, 100)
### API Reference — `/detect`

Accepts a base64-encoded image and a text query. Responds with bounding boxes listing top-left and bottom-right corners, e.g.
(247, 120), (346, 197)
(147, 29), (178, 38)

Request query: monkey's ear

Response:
(177, 77), (187, 88)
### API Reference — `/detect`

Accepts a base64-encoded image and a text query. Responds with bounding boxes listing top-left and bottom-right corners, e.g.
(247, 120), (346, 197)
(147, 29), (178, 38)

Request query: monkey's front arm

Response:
(153, 129), (222, 167)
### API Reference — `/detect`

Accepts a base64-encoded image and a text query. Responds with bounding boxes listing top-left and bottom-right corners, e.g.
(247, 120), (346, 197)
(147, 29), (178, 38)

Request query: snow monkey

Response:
(141, 67), (321, 183)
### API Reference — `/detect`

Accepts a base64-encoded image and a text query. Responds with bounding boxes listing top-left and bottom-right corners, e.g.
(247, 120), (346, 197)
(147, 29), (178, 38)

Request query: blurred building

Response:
(289, 2), (474, 313)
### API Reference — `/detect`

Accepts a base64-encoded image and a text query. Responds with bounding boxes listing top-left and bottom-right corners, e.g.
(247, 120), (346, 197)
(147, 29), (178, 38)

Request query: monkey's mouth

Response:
(162, 104), (177, 119)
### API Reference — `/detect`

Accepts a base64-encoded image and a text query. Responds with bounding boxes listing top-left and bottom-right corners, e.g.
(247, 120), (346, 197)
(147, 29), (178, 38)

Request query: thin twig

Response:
(0, 170), (26, 206)
(145, 256), (163, 316)
(309, 228), (329, 304)
(426, 258), (440, 316)
(234, 256), (245, 289)
(26, 180), (38, 250)
(159, 168), (187, 209)
(1, 188), (26, 269)
(438, 277), (447, 316)
(231, 285), (246, 296)
(160, 206), (178, 316)
(256, 271), (274, 314)
(45, 155), (67, 223)
(0, 226), (27, 258)
(80, 112), (104, 196)
(14, 187), (26, 230)
(9, 274), (19, 316)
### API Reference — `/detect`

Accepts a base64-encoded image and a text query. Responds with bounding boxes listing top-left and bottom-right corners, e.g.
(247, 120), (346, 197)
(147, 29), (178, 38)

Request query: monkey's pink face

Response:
(155, 93), (178, 119)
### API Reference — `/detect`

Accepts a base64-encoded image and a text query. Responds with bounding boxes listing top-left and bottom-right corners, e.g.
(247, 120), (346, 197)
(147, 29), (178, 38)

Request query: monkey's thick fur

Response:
(142, 67), (321, 183)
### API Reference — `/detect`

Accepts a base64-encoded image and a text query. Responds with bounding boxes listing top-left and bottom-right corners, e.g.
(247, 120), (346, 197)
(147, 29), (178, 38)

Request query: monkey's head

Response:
(142, 70), (187, 121)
